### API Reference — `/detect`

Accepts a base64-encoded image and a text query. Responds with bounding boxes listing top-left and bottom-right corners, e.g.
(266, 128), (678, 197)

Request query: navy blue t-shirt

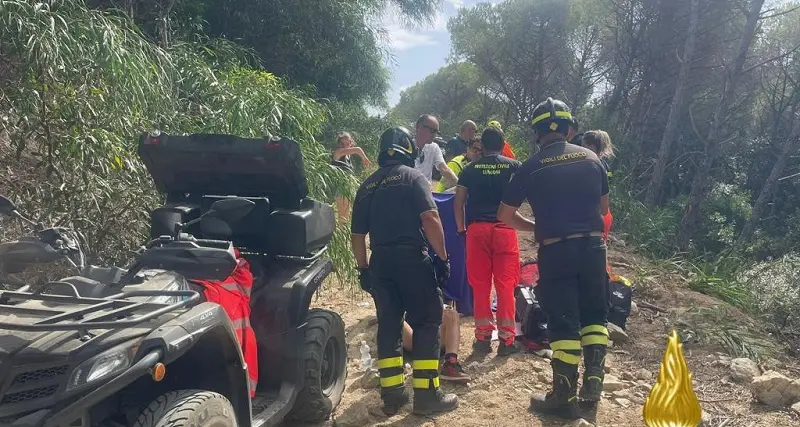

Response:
(458, 154), (521, 224)
(502, 141), (608, 241)
(351, 164), (437, 248)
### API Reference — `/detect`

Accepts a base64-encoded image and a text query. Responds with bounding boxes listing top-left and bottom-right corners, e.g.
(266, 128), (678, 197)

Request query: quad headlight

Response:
(67, 342), (139, 391)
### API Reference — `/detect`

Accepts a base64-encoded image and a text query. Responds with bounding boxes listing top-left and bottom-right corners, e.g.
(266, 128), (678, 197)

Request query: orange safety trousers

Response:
(466, 222), (520, 344)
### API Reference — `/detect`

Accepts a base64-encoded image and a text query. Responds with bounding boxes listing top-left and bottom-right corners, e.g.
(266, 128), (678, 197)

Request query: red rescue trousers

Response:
(603, 210), (614, 275)
(466, 222), (520, 344)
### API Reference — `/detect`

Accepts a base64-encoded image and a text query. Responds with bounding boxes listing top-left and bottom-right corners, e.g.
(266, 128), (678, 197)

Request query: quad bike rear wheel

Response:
(132, 390), (237, 427)
(286, 308), (347, 423)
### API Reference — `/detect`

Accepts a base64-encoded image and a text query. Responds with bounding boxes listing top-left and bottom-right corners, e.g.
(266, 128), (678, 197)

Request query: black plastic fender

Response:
(136, 302), (251, 426)
(249, 257), (333, 390)
(287, 258), (333, 328)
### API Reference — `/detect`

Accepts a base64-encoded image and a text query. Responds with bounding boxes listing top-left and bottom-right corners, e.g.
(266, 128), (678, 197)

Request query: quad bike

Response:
(0, 132), (347, 427)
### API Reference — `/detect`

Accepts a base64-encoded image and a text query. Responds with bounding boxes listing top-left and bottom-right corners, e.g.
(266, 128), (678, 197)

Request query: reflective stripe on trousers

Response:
(378, 356), (405, 389)
(581, 324), (609, 347)
(551, 339), (582, 365)
(412, 359), (440, 390)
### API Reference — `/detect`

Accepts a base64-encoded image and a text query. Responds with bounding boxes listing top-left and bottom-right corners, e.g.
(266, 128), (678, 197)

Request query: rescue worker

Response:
(454, 127), (522, 355)
(434, 138), (483, 193)
(487, 120), (517, 159)
(415, 115), (459, 190)
(351, 126), (459, 416)
(497, 98), (610, 419)
(446, 120), (478, 161)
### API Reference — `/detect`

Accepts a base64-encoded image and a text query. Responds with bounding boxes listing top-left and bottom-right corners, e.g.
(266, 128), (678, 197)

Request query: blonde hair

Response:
(583, 130), (614, 159)
(336, 131), (354, 146)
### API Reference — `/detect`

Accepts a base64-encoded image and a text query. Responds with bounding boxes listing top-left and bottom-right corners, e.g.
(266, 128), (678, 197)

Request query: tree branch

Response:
(759, 5), (800, 20)
(742, 43), (800, 74)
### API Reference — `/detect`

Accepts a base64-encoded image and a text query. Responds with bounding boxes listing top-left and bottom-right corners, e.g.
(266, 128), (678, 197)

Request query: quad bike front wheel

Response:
(286, 308), (347, 423)
(133, 390), (237, 427)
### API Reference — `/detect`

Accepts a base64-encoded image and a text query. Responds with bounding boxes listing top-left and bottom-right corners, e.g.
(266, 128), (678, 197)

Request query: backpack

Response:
(608, 275), (633, 330)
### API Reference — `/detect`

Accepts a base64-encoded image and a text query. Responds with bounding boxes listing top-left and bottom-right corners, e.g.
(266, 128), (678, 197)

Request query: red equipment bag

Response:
(192, 250), (259, 397)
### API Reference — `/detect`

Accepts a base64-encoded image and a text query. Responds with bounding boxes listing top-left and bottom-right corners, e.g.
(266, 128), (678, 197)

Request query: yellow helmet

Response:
(487, 120), (502, 131)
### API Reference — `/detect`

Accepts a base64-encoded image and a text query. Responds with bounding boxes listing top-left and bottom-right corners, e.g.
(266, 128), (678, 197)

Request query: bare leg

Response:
(402, 320), (413, 352)
(336, 196), (351, 222)
(442, 307), (460, 355)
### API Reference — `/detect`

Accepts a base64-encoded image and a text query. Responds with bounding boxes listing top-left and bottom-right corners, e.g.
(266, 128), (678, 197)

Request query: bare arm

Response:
(600, 194), (610, 215)
(437, 162), (459, 188)
(497, 203), (535, 233)
(421, 210), (448, 260)
(334, 147), (371, 167)
(351, 233), (368, 268)
(454, 186), (468, 233)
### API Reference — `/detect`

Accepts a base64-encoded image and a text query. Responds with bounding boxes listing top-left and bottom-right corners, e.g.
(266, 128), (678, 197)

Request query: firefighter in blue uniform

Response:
(350, 127), (458, 416)
(497, 99), (610, 419)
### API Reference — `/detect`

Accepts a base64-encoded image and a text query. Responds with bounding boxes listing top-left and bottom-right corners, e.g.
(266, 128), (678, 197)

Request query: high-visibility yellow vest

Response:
(434, 155), (468, 193)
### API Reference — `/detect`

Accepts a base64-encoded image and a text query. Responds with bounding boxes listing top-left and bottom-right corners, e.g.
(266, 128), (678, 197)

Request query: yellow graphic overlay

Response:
(643, 330), (702, 427)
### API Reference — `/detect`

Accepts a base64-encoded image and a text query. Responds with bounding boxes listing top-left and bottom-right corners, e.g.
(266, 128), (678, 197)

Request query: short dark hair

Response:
(481, 127), (505, 152)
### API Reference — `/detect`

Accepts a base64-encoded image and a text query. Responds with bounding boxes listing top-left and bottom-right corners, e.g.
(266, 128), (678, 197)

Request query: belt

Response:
(540, 231), (604, 247)
(372, 244), (428, 252)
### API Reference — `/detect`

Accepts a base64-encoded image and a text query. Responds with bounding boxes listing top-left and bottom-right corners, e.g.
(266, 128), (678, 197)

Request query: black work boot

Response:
(530, 360), (580, 419)
(381, 388), (410, 416)
(579, 344), (607, 402)
(472, 338), (492, 354)
(412, 386), (458, 415)
(497, 339), (521, 356)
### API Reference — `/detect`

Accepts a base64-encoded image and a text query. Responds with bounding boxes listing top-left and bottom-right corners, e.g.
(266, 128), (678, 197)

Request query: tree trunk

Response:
(645, 0), (700, 208)
(737, 115), (800, 245)
(677, 0), (765, 248)
(157, 0), (177, 48)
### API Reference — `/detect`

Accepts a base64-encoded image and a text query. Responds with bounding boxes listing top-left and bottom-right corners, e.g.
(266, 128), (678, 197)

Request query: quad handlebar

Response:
(0, 197), (90, 276)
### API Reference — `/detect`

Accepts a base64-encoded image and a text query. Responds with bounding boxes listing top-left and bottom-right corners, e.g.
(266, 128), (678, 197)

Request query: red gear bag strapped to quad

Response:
(192, 249), (259, 397)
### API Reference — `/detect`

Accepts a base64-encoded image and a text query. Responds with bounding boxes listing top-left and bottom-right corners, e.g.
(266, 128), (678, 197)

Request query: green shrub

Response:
(0, 0), (357, 287)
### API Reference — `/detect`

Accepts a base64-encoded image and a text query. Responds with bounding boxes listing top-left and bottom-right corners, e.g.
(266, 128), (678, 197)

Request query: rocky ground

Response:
(291, 233), (800, 427)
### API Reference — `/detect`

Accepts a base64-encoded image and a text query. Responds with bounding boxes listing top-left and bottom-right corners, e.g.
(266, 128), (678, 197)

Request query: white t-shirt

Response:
(415, 143), (446, 183)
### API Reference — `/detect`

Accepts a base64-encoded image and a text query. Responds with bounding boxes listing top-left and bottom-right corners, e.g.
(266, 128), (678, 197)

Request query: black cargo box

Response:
(139, 132), (334, 256)
(268, 199), (335, 257)
(138, 132), (308, 209)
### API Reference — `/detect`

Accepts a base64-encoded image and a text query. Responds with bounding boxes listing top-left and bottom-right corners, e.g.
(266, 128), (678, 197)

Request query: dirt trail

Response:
(300, 235), (800, 427)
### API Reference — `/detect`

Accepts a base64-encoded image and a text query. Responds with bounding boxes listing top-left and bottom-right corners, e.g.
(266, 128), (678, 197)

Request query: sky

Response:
(377, 0), (795, 112)
(377, 0), (501, 112)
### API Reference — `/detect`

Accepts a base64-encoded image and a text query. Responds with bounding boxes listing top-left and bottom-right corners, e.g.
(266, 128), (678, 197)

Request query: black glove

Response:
(358, 267), (374, 295)
(433, 256), (451, 289)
